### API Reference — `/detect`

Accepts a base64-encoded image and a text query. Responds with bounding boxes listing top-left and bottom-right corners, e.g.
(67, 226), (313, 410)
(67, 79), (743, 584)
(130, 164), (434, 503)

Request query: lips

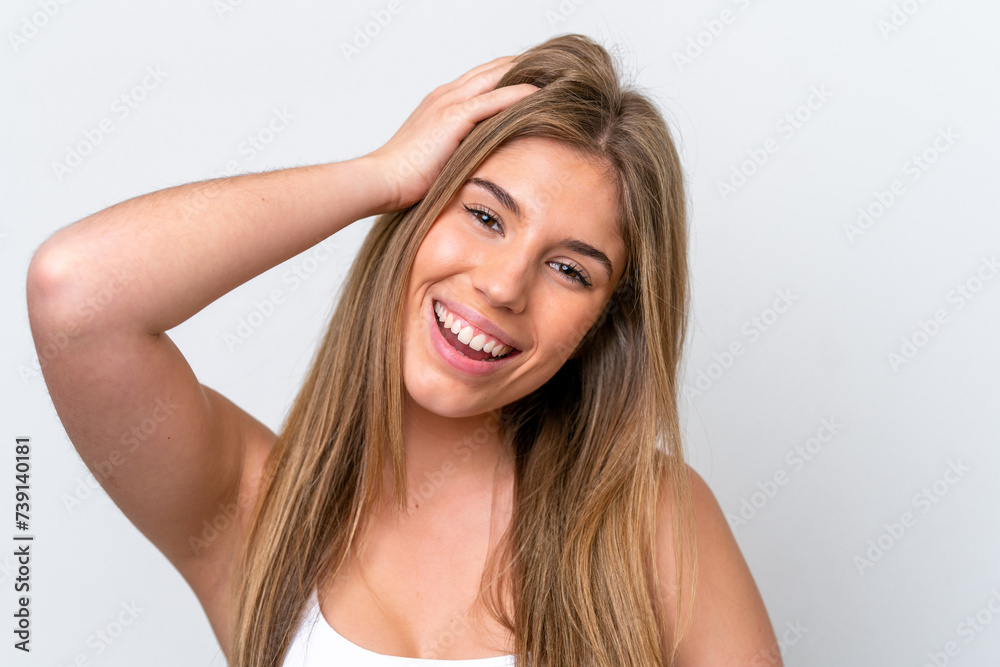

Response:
(433, 301), (515, 362)
(426, 297), (522, 376)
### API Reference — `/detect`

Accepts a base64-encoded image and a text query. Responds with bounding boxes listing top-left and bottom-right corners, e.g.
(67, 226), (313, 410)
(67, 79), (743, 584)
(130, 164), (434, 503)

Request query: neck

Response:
(384, 393), (514, 514)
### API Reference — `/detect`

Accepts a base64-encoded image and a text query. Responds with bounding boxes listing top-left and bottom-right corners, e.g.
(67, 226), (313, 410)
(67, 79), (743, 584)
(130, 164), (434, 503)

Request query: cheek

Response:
(414, 217), (473, 278)
(537, 312), (596, 362)
(404, 219), (469, 342)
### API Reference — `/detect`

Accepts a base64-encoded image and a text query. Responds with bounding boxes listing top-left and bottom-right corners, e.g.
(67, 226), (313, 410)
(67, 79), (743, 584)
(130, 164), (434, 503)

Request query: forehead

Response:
(467, 137), (625, 273)
(475, 136), (617, 216)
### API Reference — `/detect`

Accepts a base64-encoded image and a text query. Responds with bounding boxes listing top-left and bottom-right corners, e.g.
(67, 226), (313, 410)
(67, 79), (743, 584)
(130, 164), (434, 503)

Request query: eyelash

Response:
(463, 203), (593, 288)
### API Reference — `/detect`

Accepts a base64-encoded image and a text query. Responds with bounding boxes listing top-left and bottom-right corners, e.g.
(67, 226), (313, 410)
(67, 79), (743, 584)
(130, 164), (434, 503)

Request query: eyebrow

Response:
(468, 177), (522, 218)
(466, 176), (615, 280)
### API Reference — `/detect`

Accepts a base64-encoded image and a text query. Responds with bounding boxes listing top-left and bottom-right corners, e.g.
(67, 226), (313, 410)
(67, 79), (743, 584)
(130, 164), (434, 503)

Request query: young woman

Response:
(27, 34), (778, 666)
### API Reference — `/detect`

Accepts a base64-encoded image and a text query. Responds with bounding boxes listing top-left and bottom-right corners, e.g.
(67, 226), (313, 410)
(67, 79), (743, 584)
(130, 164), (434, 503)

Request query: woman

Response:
(26, 34), (778, 666)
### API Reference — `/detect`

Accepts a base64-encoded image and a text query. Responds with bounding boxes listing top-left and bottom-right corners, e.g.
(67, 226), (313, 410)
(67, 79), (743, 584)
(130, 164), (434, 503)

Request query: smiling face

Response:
(400, 136), (627, 419)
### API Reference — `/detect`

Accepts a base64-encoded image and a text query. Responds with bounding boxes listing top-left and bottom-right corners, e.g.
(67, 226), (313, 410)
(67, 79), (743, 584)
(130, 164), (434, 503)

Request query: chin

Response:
(402, 372), (488, 420)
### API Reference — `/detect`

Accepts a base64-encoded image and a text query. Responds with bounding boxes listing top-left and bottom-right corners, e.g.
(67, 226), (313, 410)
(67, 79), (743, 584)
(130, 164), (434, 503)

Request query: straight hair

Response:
(231, 33), (697, 666)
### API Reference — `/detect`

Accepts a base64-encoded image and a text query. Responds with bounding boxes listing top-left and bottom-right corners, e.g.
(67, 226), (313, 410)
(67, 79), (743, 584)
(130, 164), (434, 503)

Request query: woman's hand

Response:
(367, 55), (539, 212)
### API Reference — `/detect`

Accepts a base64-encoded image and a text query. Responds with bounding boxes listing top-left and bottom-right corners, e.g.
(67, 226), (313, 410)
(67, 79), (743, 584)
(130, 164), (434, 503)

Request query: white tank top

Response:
(282, 587), (517, 666)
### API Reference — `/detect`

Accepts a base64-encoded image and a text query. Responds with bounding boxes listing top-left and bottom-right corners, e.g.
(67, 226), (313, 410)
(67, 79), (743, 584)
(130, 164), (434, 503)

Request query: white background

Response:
(2, 1), (998, 665)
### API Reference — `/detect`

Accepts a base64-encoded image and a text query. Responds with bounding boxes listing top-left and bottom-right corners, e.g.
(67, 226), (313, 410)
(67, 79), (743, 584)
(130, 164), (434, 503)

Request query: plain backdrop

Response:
(2, 1), (998, 665)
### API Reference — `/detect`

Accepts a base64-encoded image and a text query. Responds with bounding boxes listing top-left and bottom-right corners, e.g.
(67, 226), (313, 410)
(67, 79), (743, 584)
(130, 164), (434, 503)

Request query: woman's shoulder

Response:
(653, 458), (781, 664)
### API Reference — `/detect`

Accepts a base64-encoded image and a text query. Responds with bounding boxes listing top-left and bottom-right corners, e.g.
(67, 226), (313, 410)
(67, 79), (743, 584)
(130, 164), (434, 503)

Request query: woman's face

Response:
(401, 136), (626, 418)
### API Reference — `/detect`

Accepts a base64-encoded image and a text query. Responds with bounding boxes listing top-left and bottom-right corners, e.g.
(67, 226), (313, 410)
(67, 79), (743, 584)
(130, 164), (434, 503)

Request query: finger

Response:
(441, 60), (523, 107)
(448, 55), (516, 89)
(456, 82), (540, 127)
(422, 57), (512, 106)
(436, 56), (518, 101)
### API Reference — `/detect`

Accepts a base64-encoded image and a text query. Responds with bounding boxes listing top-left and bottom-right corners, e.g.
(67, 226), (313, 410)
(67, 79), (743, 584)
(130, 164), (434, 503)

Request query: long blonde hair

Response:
(231, 33), (697, 666)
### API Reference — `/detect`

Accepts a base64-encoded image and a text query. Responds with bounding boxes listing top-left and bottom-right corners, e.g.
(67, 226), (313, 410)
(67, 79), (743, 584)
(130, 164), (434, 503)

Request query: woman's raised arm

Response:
(22, 56), (538, 637)
(21, 157), (397, 615)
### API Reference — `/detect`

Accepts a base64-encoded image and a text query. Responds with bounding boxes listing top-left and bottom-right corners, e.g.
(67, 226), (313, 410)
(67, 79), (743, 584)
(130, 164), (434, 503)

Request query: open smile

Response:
(429, 299), (522, 375)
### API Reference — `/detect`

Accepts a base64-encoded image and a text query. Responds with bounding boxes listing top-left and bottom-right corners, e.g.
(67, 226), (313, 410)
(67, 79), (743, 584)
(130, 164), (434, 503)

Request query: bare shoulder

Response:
(654, 462), (782, 666)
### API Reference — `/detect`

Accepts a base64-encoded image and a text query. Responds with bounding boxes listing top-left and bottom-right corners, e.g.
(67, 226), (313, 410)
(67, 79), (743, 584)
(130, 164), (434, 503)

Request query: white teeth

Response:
(433, 300), (514, 359)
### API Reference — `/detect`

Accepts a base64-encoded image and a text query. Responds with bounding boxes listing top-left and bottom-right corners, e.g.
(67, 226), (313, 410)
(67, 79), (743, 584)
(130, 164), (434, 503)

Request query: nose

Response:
(471, 242), (532, 313)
